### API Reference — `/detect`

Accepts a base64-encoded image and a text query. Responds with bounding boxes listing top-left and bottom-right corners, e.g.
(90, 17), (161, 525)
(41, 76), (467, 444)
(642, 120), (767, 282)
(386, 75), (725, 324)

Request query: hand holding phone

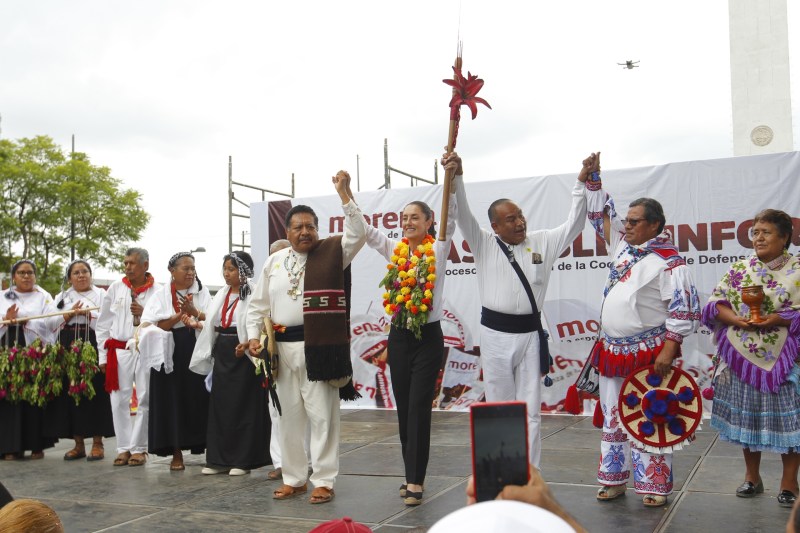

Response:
(470, 401), (530, 502)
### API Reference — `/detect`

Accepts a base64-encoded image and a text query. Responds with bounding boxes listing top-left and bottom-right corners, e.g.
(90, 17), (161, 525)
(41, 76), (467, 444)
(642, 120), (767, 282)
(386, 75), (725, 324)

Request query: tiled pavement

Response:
(0, 411), (792, 532)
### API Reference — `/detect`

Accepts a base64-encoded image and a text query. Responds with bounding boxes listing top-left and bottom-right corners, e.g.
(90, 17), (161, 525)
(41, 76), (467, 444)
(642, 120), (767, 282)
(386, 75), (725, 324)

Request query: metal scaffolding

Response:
(227, 155), (294, 252)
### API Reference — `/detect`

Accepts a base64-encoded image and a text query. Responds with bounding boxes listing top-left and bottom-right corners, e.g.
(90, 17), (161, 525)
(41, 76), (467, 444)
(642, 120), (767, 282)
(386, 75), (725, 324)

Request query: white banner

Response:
(251, 151), (800, 413)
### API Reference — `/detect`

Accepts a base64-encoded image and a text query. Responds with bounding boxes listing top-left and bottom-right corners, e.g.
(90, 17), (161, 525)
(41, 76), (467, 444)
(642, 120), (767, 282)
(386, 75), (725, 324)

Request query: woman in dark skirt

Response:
(190, 251), (271, 476)
(141, 252), (210, 471)
(0, 259), (58, 460)
(44, 259), (114, 461)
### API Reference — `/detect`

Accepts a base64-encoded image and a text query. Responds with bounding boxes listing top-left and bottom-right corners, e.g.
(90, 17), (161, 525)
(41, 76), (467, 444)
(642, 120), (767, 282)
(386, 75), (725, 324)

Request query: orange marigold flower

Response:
(426, 282), (434, 290)
(422, 297), (431, 305)
(428, 265), (436, 273)
(413, 250), (422, 258)
(411, 305), (419, 315)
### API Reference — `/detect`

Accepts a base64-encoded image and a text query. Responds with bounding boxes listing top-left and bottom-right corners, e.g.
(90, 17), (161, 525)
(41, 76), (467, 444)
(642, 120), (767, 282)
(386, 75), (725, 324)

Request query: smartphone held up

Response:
(470, 401), (530, 502)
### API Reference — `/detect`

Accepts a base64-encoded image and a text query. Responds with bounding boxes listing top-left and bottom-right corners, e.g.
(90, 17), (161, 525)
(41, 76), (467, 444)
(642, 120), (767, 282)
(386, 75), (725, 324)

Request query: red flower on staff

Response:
(443, 67), (492, 120)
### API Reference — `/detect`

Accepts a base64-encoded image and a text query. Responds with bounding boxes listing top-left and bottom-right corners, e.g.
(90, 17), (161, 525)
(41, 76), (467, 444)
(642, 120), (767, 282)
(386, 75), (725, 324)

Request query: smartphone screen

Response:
(470, 401), (529, 502)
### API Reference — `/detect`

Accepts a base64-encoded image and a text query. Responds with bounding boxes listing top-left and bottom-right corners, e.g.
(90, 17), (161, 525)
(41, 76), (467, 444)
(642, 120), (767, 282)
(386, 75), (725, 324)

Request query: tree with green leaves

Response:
(0, 135), (149, 294)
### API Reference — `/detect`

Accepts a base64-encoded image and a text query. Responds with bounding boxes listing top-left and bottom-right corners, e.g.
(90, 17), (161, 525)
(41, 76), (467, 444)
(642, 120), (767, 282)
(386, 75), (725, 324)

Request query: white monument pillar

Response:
(729, 0), (794, 155)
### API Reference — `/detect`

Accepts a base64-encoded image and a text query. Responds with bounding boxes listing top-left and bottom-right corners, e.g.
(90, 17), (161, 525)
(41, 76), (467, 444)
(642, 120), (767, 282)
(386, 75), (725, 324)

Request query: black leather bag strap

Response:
(494, 237), (551, 377)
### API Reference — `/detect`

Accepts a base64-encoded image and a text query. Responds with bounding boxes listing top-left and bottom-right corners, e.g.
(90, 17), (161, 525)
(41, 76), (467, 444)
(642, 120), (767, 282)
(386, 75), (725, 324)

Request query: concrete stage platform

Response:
(0, 411), (792, 532)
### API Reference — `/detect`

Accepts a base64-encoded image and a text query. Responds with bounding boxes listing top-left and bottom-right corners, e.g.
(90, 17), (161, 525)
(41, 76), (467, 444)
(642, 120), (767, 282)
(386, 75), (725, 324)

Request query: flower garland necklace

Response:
(379, 234), (437, 339)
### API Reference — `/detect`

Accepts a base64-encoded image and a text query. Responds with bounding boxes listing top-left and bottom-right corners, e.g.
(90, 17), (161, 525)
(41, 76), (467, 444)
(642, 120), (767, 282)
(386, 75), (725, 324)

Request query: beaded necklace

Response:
(284, 250), (307, 300)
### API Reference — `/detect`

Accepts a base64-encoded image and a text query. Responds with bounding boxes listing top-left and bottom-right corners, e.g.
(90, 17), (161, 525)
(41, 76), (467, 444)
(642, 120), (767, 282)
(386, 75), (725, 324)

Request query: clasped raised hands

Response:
(578, 152), (601, 183)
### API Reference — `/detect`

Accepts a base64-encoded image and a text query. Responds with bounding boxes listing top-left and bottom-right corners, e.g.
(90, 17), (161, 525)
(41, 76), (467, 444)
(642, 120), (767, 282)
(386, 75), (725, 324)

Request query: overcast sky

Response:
(1, 1), (798, 286)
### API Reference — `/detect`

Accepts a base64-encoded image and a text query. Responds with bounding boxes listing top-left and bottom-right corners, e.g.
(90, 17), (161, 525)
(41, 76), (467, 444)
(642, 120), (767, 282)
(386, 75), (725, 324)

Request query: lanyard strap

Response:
(494, 237), (551, 377)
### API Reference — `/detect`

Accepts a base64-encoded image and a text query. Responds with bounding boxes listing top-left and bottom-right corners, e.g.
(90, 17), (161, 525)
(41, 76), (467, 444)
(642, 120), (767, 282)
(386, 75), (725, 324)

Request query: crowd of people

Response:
(1, 150), (799, 531)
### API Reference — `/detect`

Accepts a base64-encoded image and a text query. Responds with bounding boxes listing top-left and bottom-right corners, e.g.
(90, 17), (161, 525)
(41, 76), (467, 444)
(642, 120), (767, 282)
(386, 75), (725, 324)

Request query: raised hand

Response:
(578, 152), (600, 183)
(332, 170), (352, 203)
(441, 151), (463, 176)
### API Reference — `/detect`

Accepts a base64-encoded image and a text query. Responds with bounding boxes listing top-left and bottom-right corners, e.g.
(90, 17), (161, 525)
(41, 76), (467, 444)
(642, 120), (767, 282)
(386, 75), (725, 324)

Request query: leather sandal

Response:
(63, 448), (86, 461)
(309, 486), (334, 504)
(30, 451), (44, 460)
(399, 484), (407, 497)
(170, 458), (185, 471)
(128, 453), (147, 466)
(597, 484), (627, 501)
(267, 467), (282, 481)
(87, 442), (104, 461)
(643, 494), (667, 507)
(273, 483), (308, 500)
(3, 453), (20, 461)
(113, 452), (131, 466)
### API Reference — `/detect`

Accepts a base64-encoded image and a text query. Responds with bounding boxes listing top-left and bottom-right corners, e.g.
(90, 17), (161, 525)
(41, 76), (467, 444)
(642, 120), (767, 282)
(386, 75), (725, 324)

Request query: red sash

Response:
(104, 338), (127, 392)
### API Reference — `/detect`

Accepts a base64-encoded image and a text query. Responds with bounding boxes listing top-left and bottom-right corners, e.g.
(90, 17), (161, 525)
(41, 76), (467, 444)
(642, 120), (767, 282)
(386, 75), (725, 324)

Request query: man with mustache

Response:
(446, 151), (598, 469)
(246, 171), (366, 505)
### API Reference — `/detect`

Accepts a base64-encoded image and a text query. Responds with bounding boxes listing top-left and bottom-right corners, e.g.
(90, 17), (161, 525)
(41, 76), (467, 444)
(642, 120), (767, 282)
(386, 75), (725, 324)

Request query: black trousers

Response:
(388, 321), (443, 485)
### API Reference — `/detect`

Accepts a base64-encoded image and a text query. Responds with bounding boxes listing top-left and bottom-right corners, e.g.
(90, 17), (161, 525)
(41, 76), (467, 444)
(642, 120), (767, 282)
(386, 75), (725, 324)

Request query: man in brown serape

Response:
(246, 171), (366, 505)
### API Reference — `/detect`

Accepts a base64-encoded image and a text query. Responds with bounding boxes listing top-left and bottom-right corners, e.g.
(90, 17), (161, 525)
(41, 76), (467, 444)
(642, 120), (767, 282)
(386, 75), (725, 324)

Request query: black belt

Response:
(214, 326), (238, 335)
(480, 307), (541, 334)
(275, 324), (304, 343)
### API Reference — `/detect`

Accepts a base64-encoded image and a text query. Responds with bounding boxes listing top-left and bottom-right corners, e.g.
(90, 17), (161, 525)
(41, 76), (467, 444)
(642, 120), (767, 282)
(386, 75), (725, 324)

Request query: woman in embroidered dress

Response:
(0, 259), (58, 460)
(703, 209), (800, 507)
(142, 252), (211, 470)
(44, 260), (113, 461)
(349, 170), (457, 506)
(189, 251), (271, 476)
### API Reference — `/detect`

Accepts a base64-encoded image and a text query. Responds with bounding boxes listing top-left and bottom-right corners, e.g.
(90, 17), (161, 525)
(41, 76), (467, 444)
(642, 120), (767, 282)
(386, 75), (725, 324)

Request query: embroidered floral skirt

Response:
(711, 366), (800, 453)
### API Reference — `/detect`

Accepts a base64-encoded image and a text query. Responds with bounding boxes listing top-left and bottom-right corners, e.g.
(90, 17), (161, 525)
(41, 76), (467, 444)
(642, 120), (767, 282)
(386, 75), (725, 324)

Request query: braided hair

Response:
(168, 252), (202, 291)
(56, 259), (93, 309)
(5, 259), (37, 300)
(223, 251), (254, 300)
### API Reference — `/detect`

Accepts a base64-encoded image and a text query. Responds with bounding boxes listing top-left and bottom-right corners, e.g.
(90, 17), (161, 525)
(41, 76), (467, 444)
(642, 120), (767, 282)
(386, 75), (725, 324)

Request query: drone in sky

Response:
(618, 60), (640, 70)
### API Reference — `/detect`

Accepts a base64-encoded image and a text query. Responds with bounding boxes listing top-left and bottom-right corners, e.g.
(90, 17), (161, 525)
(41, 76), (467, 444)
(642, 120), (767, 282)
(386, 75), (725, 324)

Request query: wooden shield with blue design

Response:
(617, 364), (702, 453)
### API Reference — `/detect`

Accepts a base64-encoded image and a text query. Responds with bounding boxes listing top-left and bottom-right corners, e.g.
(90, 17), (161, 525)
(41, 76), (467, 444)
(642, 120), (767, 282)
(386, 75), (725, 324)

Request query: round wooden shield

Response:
(617, 364), (702, 452)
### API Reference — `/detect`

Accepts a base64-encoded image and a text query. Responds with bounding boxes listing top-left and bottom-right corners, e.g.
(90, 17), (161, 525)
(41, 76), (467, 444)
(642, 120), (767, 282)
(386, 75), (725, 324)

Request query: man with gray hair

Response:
(96, 248), (161, 467)
(586, 160), (701, 507)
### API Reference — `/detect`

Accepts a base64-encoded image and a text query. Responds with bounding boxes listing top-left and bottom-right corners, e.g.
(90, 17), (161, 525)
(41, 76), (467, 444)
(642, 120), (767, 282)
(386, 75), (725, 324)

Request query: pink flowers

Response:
(0, 339), (99, 407)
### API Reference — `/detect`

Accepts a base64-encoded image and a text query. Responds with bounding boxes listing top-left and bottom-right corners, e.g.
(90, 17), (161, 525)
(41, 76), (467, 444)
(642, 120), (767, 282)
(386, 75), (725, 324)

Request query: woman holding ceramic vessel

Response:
(703, 209), (800, 507)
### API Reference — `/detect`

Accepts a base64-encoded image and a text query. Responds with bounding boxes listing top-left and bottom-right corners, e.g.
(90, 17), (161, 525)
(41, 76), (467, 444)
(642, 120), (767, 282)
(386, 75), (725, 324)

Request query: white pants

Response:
(597, 375), (673, 496)
(480, 326), (542, 468)
(109, 348), (149, 455)
(269, 400), (310, 469)
(276, 341), (340, 489)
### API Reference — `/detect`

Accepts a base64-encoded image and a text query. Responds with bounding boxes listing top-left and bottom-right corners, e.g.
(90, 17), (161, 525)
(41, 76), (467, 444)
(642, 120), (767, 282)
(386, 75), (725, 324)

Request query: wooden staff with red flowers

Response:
(438, 42), (491, 241)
